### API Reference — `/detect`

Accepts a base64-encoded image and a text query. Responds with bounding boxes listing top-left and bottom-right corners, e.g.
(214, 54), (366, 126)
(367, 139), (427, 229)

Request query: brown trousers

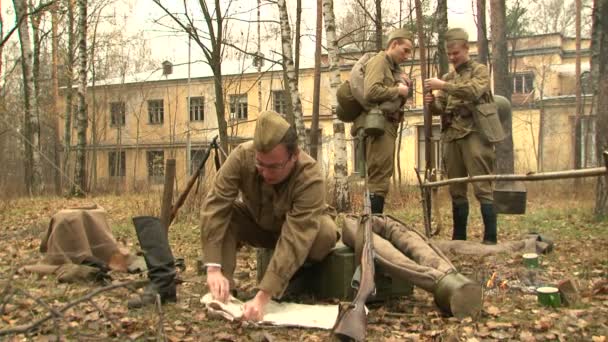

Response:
(443, 131), (495, 204)
(218, 201), (338, 285)
(365, 120), (399, 197)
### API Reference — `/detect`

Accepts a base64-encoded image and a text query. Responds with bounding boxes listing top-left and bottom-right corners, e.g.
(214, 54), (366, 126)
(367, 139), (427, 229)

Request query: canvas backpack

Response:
(335, 52), (376, 122)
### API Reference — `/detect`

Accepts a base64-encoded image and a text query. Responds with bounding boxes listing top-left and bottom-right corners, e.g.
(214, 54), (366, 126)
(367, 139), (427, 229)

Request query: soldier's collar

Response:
(383, 51), (400, 70)
(455, 59), (472, 73)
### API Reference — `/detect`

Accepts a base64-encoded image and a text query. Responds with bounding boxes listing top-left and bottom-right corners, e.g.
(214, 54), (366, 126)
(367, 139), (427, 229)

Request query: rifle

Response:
(332, 133), (376, 341)
(168, 135), (219, 225)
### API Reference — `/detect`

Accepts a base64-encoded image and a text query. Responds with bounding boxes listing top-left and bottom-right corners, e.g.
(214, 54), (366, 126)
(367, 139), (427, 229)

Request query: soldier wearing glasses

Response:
(200, 110), (339, 321)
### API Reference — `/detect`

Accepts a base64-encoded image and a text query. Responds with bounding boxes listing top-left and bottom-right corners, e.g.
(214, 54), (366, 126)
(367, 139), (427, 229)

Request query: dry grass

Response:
(0, 180), (606, 341)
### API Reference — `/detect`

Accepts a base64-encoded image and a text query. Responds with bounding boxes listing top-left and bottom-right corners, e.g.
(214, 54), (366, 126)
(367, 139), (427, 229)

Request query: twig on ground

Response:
(380, 311), (419, 318)
(88, 299), (134, 342)
(0, 267), (18, 315)
(15, 288), (63, 318)
(0, 280), (147, 337)
(14, 288), (63, 339)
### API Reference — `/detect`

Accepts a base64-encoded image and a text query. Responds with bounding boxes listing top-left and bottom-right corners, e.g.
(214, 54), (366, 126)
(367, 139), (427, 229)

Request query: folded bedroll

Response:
(342, 214), (482, 318)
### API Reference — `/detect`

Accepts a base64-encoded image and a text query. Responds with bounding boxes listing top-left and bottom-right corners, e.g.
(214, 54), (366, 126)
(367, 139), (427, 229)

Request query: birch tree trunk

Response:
(277, 0), (308, 150)
(257, 0), (262, 113)
(322, 0), (350, 212)
(591, 0), (608, 217)
(72, 0), (87, 196)
(14, 0), (42, 195)
(490, 0), (514, 174)
(63, 0), (75, 184)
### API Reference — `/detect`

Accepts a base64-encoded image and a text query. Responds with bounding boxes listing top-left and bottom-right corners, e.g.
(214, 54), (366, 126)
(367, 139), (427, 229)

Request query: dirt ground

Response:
(0, 181), (606, 341)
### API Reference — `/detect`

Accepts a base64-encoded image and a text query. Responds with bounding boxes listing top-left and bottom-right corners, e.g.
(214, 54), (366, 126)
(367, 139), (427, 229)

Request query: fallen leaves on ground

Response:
(0, 189), (606, 341)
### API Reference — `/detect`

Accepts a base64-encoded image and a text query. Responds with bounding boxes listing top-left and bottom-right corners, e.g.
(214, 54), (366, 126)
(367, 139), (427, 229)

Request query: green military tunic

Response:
(353, 51), (403, 197)
(200, 141), (337, 298)
(428, 59), (497, 203)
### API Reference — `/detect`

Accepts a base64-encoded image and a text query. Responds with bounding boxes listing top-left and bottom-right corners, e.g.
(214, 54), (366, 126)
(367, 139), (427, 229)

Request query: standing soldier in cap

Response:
(352, 27), (414, 214)
(200, 110), (339, 321)
(423, 28), (505, 244)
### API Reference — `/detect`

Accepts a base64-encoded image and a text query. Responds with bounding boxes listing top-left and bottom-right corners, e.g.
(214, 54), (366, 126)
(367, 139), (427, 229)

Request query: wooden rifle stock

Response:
(169, 136), (218, 225)
(332, 190), (376, 341)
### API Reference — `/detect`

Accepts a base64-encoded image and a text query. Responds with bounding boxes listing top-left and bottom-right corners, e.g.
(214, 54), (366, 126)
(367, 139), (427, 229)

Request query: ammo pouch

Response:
(468, 92), (506, 143)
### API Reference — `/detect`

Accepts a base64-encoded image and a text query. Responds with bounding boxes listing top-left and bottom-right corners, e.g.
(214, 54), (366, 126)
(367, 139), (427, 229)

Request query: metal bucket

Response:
(494, 180), (527, 214)
(364, 107), (385, 137)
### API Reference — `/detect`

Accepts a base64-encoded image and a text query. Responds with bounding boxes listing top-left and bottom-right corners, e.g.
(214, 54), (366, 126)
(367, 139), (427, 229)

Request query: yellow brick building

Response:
(59, 33), (596, 190)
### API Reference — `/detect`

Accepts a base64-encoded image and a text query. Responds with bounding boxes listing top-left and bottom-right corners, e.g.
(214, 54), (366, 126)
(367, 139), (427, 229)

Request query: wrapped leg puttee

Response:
(342, 215), (482, 318)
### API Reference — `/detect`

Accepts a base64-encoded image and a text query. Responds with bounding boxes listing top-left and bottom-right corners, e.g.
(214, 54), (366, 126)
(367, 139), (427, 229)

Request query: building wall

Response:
(58, 33), (595, 190)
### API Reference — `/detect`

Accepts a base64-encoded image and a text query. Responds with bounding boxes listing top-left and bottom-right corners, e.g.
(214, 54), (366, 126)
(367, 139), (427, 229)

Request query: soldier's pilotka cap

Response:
(386, 28), (414, 47)
(445, 28), (469, 43)
(253, 110), (291, 152)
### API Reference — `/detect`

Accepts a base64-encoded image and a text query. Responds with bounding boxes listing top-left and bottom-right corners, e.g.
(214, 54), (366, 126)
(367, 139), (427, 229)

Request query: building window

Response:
(575, 116), (597, 168)
(108, 150), (126, 177)
(581, 71), (592, 95)
(190, 148), (207, 175)
(229, 94), (248, 120)
(147, 150), (164, 183)
(273, 90), (289, 115)
(512, 72), (534, 94)
(110, 102), (126, 127)
(189, 96), (204, 121)
(148, 100), (164, 124)
(417, 125), (442, 174)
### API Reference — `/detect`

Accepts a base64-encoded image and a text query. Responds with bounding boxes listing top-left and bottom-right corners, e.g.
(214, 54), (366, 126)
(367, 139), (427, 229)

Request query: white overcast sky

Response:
(2, 0), (478, 68)
(129, 0), (478, 64)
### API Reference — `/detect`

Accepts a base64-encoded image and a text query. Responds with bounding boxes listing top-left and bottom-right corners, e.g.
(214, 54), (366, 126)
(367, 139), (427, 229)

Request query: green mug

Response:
(537, 286), (561, 308)
(523, 253), (540, 268)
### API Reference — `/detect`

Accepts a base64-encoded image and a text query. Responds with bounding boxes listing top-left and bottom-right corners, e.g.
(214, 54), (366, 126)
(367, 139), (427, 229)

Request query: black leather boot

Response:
(481, 203), (497, 244)
(370, 194), (385, 214)
(128, 216), (177, 309)
(452, 202), (469, 240)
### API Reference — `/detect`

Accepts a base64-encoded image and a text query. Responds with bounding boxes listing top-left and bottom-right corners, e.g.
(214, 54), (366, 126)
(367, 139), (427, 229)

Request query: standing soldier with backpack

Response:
(423, 28), (505, 244)
(351, 28), (414, 214)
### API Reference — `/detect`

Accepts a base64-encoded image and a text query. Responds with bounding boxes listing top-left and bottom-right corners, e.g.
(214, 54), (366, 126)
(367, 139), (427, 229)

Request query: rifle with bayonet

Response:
(169, 135), (219, 225)
(332, 133), (376, 341)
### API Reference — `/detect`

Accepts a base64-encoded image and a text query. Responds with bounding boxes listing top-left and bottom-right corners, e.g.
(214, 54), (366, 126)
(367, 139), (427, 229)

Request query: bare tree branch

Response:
(1, 1), (54, 47)
(353, 0), (378, 24)
(87, 299), (134, 342)
(0, 280), (146, 337)
(223, 40), (280, 65)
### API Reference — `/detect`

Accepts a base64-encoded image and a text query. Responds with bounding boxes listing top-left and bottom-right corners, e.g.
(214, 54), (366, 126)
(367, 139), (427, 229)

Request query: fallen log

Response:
(422, 167), (607, 188)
